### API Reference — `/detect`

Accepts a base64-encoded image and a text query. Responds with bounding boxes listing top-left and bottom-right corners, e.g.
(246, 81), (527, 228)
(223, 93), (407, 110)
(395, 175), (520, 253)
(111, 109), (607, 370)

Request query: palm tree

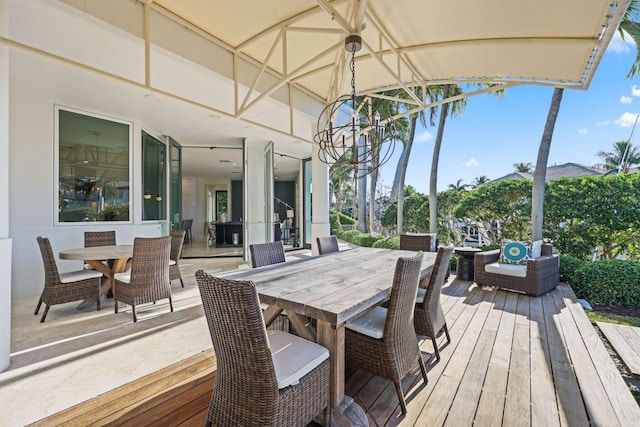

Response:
(513, 162), (533, 173)
(473, 175), (490, 188)
(596, 140), (640, 174)
(447, 178), (470, 192)
(429, 84), (467, 233)
(389, 87), (440, 233)
(531, 1), (640, 241)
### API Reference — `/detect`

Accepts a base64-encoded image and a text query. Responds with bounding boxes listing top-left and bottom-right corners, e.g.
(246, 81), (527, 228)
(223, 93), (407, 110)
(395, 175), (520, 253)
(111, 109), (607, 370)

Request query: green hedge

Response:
(372, 236), (400, 249)
(560, 255), (640, 307)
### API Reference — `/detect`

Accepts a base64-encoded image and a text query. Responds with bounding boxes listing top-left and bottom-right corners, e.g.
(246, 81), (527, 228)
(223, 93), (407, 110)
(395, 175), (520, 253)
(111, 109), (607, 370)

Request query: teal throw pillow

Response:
(499, 240), (532, 265)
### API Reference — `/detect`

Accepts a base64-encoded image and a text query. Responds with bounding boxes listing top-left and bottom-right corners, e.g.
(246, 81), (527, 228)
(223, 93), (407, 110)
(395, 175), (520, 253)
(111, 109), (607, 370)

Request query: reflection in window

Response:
(58, 109), (130, 222)
(142, 131), (167, 221)
(216, 190), (228, 222)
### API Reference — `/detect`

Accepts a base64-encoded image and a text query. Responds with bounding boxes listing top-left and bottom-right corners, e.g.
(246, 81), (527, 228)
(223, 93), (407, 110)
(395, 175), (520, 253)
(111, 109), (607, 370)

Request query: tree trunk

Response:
(397, 115), (417, 234)
(532, 88), (563, 241)
(389, 148), (405, 202)
(429, 85), (451, 234)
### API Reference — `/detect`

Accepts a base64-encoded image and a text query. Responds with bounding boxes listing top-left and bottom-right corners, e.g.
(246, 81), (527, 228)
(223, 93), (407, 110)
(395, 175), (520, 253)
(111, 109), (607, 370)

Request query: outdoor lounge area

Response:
(3, 252), (640, 426)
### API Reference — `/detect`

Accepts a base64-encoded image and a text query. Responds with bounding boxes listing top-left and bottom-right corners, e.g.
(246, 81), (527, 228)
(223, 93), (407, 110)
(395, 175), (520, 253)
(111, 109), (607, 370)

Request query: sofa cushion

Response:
(485, 262), (528, 278)
(499, 240), (532, 265)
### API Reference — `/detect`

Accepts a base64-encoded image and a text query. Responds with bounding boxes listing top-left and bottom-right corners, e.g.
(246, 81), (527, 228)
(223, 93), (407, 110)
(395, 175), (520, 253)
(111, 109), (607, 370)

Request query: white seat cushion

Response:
(59, 269), (103, 283)
(113, 271), (131, 284)
(345, 306), (387, 339)
(485, 262), (528, 278)
(267, 330), (329, 389)
(416, 288), (427, 304)
(169, 259), (177, 266)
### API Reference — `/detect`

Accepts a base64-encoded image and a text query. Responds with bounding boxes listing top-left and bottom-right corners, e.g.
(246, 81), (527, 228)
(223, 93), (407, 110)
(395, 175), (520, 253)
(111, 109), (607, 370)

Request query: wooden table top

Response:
(224, 247), (436, 326)
(59, 244), (134, 261)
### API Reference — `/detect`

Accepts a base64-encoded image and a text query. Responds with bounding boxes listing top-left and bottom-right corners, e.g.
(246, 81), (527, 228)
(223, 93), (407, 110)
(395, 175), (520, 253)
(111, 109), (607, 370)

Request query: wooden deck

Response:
(30, 281), (640, 426)
(597, 322), (640, 376)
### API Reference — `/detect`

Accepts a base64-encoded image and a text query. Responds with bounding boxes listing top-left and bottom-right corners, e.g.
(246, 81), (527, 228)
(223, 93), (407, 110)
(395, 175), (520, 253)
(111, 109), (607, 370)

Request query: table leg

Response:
(317, 321), (368, 426)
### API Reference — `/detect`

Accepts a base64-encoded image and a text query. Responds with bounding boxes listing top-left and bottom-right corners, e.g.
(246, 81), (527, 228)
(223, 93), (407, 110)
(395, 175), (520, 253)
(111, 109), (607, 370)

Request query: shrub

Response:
(354, 233), (383, 247)
(560, 255), (640, 307)
(329, 213), (341, 234)
(337, 212), (355, 225)
(372, 236), (400, 249)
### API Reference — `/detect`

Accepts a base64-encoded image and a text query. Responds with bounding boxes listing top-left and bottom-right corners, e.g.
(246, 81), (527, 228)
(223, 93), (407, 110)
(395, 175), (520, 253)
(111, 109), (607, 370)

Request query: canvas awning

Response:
(152, 0), (630, 114)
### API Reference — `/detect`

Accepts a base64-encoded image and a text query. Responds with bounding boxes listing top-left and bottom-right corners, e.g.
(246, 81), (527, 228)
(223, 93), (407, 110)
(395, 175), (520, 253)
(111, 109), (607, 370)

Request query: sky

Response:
(376, 31), (640, 194)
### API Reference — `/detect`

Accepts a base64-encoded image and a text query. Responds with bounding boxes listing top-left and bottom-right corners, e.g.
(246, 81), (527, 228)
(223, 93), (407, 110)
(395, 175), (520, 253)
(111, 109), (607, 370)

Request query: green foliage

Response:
(455, 179), (532, 241)
(560, 255), (640, 307)
(337, 212), (356, 225)
(545, 174), (640, 259)
(354, 233), (384, 247)
(372, 236), (400, 249)
(329, 212), (340, 234)
(380, 193), (430, 232)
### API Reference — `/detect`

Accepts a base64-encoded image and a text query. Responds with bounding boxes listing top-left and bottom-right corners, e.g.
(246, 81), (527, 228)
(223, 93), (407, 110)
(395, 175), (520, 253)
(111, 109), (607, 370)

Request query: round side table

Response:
(455, 247), (481, 281)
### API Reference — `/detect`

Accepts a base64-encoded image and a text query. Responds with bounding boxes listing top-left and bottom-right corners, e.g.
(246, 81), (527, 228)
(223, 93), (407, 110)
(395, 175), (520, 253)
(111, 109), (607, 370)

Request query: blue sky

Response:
(379, 32), (640, 194)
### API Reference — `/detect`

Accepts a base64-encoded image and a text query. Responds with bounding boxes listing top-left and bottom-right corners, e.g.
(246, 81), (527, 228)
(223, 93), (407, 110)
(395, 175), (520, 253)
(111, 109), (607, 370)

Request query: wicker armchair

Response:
(345, 252), (428, 414)
(205, 221), (216, 247)
(113, 236), (173, 322)
(35, 236), (103, 322)
(169, 230), (186, 287)
(399, 233), (438, 252)
(249, 241), (286, 268)
(414, 245), (454, 362)
(316, 235), (339, 255)
(195, 270), (331, 427)
(474, 243), (559, 296)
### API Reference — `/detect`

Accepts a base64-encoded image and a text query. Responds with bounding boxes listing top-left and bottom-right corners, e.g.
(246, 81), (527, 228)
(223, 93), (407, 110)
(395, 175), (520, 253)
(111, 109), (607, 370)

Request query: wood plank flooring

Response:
(30, 282), (640, 426)
(598, 322), (640, 376)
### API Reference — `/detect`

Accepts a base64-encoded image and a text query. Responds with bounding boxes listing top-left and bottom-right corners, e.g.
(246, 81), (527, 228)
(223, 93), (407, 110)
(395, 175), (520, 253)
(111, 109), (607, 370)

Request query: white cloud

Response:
(415, 130), (433, 143)
(464, 158), (479, 168)
(621, 95), (633, 104)
(578, 128), (589, 135)
(597, 120), (610, 126)
(615, 112), (640, 127)
(607, 30), (634, 54)
(632, 85), (640, 97)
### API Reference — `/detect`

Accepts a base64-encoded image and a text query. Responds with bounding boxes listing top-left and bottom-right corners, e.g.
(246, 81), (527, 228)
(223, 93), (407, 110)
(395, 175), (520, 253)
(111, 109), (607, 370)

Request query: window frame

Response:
(54, 105), (133, 225)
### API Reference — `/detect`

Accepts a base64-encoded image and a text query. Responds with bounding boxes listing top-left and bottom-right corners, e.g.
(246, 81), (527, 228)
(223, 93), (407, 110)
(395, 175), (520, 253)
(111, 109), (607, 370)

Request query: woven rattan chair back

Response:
(399, 233), (437, 252)
(316, 235), (339, 255)
(35, 236), (101, 322)
(414, 245), (454, 361)
(114, 235), (172, 322)
(345, 252), (427, 414)
(169, 230), (186, 287)
(249, 241), (286, 268)
(84, 231), (116, 247)
(196, 270), (330, 426)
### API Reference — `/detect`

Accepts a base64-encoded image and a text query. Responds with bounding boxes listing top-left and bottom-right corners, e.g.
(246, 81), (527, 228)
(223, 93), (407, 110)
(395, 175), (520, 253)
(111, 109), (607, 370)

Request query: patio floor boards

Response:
(29, 282), (640, 426)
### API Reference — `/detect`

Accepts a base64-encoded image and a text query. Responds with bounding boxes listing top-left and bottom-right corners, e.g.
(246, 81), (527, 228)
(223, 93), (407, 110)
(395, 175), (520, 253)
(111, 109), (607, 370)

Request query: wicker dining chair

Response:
(83, 230), (116, 270)
(399, 233), (438, 252)
(169, 230), (186, 287)
(316, 235), (339, 255)
(414, 245), (454, 362)
(195, 270), (331, 427)
(345, 252), (428, 414)
(249, 241), (286, 268)
(35, 236), (103, 322)
(113, 235), (173, 322)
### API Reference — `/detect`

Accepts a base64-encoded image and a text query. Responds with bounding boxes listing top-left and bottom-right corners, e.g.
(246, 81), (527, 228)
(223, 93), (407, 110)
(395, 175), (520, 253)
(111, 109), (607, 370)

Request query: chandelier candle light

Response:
(313, 34), (397, 177)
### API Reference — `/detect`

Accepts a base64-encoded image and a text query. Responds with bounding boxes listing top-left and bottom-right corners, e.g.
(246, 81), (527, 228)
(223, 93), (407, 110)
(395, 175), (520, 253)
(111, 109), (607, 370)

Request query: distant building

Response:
(493, 162), (605, 182)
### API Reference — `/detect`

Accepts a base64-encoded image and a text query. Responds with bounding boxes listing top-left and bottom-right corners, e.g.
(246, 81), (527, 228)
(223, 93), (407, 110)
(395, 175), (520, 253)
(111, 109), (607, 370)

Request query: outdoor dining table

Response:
(223, 246), (437, 426)
(59, 244), (134, 300)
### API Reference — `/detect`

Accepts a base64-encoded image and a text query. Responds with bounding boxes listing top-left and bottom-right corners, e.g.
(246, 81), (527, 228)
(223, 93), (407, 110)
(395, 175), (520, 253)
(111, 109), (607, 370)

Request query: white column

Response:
(311, 145), (330, 255)
(0, 0), (13, 372)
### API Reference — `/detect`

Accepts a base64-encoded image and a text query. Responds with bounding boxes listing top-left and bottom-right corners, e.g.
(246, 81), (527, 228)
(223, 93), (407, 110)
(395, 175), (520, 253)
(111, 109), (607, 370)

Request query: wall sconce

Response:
(155, 195), (162, 202)
(144, 191), (152, 200)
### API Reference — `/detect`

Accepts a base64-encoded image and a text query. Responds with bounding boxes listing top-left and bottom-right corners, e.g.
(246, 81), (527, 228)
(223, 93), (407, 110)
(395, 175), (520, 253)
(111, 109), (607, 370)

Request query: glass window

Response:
(57, 109), (131, 223)
(216, 190), (228, 222)
(142, 131), (167, 221)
